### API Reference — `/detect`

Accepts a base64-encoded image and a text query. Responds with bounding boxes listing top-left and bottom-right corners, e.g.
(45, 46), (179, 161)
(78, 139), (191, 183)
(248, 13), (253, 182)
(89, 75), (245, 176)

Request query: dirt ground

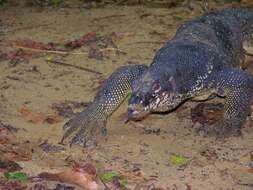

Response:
(1, 1), (253, 190)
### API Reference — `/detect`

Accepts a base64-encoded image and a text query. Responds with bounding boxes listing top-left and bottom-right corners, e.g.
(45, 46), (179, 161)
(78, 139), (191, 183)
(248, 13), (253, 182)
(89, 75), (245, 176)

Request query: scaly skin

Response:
(62, 8), (253, 147)
(61, 65), (147, 146)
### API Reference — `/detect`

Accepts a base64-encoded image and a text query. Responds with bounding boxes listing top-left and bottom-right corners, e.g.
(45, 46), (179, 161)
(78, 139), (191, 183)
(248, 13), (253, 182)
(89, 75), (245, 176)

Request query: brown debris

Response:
(0, 159), (22, 172)
(0, 180), (27, 190)
(65, 32), (97, 49)
(29, 183), (75, 190)
(0, 122), (17, 144)
(0, 142), (32, 162)
(51, 101), (90, 118)
(191, 103), (224, 126)
(88, 46), (104, 60)
(13, 39), (58, 51)
(29, 184), (52, 190)
(0, 31), (125, 65)
(39, 140), (65, 153)
(37, 163), (98, 190)
(54, 184), (75, 190)
(18, 106), (63, 124)
(5, 49), (39, 65)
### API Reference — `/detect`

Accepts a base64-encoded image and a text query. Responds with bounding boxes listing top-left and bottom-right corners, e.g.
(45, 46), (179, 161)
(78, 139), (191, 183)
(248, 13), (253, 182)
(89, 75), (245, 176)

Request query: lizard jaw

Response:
(127, 105), (150, 121)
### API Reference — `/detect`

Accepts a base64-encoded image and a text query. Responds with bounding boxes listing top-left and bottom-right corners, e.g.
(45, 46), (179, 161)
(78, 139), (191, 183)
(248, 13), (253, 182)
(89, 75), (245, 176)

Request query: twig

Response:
(99, 47), (126, 55)
(48, 60), (102, 75)
(13, 45), (88, 55)
(93, 14), (126, 21)
(99, 176), (110, 190)
(237, 182), (253, 187)
(126, 41), (165, 46)
(99, 47), (121, 52)
(14, 45), (126, 55)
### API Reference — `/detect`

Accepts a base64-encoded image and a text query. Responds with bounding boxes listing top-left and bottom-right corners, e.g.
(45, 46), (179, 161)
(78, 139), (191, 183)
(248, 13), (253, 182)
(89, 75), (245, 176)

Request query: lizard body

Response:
(61, 8), (253, 146)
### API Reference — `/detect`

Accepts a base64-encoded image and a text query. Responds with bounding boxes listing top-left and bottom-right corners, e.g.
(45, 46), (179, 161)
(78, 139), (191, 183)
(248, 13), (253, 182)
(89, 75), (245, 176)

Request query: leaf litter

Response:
(0, 31), (126, 65)
(36, 163), (98, 190)
(18, 106), (63, 124)
(2, 2), (253, 190)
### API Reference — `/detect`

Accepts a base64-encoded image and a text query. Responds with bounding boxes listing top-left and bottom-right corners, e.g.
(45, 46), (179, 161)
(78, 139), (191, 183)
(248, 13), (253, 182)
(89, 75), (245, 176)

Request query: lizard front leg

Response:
(61, 64), (148, 147)
(199, 68), (253, 138)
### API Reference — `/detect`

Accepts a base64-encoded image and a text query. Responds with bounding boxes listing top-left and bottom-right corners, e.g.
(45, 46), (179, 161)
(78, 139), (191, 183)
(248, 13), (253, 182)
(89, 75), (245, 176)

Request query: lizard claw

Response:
(69, 120), (107, 148)
(60, 112), (86, 144)
(60, 111), (107, 148)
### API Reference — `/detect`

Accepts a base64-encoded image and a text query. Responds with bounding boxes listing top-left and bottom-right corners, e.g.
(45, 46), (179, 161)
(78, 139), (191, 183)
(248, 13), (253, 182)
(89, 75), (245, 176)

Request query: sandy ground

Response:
(1, 2), (253, 190)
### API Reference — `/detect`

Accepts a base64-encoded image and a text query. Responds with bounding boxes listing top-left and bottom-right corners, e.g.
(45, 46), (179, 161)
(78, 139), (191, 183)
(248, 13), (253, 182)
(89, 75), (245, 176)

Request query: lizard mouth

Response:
(127, 105), (150, 121)
(127, 93), (169, 120)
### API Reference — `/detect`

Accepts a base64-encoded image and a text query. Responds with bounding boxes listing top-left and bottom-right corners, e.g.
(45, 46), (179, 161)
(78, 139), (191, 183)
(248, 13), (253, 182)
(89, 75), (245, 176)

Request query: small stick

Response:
(93, 14), (126, 21)
(48, 60), (102, 75)
(13, 45), (88, 55)
(14, 45), (126, 55)
(99, 47), (125, 53)
(126, 41), (165, 46)
(99, 176), (110, 190)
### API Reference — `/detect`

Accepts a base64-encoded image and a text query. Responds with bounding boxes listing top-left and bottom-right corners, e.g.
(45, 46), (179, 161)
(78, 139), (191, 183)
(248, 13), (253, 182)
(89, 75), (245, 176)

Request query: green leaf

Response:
(46, 56), (53, 63)
(170, 154), (188, 165)
(101, 171), (128, 187)
(173, 15), (183, 21)
(4, 172), (28, 181)
(51, 0), (62, 6)
(119, 178), (128, 187)
(126, 92), (132, 100)
(101, 171), (119, 183)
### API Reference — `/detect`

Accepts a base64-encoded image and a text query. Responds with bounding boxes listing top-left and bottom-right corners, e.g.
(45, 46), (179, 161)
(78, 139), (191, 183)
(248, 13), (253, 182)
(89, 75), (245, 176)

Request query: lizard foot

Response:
(196, 119), (242, 139)
(60, 112), (106, 148)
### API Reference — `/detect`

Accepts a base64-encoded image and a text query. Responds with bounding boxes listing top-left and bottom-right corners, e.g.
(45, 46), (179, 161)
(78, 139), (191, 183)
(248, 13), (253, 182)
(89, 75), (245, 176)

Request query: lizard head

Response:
(127, 70), (182, 120)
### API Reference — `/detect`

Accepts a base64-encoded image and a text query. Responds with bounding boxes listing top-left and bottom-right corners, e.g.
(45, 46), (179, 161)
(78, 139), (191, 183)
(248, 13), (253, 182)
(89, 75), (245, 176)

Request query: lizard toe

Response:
(69, 120), (106, 148)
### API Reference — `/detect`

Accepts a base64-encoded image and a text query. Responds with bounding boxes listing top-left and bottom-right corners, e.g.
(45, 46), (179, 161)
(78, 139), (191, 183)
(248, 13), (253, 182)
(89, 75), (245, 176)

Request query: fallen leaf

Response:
(1, 143), (32, 162)
(37, 163), (98, 190)
(4, 172), (28, 182)
(13, 39), (58, 51)
(51, 101), (90, 118)
(101, 171), (128, 188)
(101, 171), (119, 183)
(19, 106), (46, 124)
(18, 106), (62, 124)
(43, 115), (62, 124)
(65, 32), (97, 49)
(170, 154), (188, 166)
(0, 159), (22, 172)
